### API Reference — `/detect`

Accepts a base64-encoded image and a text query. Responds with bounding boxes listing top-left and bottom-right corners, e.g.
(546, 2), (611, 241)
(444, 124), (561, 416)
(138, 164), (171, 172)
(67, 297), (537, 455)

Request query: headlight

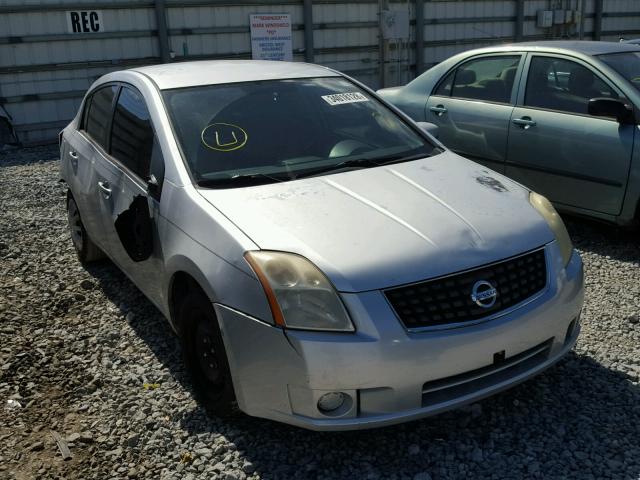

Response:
(244, 251), (354, 332)
(529, 191), (573, 266)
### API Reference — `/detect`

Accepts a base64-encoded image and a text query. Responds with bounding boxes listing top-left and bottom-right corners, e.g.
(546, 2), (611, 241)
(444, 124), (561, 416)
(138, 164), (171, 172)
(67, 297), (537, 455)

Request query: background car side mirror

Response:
(416, 121), (439, 139)
(588, 98), (635, 124)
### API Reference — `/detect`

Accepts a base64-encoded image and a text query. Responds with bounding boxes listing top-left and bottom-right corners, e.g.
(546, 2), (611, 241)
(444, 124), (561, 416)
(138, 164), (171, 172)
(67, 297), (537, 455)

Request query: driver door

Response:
(96, 85), (166, 307)
(505, 54), (634, 216)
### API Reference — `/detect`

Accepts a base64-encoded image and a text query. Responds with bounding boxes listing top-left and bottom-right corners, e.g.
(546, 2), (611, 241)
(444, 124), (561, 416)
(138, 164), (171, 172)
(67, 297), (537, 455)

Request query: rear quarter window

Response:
(83, 85), (118, 149)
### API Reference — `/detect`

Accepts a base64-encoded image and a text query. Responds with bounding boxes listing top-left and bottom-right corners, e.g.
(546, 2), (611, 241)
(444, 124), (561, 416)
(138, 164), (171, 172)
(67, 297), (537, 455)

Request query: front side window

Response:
(599, 51), (640, 93)
(110, 86), (154, 178)
(163, 77), (439, 188)
(441, 56), (520, 104)
(525, 56), (618, 115)
(84, 85), (117, 148)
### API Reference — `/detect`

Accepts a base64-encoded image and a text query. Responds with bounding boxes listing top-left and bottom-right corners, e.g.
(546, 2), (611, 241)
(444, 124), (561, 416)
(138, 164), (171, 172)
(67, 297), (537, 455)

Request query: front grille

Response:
(421, 338), (553, 407)
(385, 248), (547, 330)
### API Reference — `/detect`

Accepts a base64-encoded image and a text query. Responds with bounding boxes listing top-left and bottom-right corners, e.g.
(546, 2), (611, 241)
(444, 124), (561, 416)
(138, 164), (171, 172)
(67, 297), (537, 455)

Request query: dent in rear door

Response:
(64, 130), (104, 240)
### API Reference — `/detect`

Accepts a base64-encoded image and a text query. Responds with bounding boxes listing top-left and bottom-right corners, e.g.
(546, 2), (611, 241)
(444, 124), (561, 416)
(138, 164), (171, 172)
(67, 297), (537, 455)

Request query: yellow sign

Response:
(201, 123), (248, 152)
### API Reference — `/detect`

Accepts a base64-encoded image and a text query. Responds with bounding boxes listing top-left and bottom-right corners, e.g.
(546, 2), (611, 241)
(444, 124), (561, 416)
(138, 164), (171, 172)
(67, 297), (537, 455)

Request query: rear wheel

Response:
(179, 291), (236, 416)
(66, 193), (104, 263)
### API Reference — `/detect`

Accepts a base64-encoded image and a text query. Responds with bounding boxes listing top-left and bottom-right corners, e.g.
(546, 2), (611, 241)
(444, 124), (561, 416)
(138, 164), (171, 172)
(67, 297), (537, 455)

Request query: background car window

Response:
(599, 52), (640, 93)
(449, 56), (520, 103)
(110, 86), (154, 178)
(433, 70), (454, 96)
(84, 85), (117, 149)
(525, 57), (618, 115)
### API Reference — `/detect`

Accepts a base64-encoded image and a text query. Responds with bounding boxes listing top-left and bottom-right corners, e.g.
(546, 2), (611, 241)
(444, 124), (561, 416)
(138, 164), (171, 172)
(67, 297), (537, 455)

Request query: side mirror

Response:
(416, 121), (439, 139)
(588, 97), (635, 124)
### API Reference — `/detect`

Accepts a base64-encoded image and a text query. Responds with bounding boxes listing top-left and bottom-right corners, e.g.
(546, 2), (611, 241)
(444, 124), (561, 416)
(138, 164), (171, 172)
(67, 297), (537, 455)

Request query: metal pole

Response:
(578, 0), (585, 39)
(415, 0), (424, 77)
(594, 0), (603, 40)
(303, 0), (314, 63)
(155, 0), (171, 63)
(515, 0), (524, 42)
(378, 0), (387, 88)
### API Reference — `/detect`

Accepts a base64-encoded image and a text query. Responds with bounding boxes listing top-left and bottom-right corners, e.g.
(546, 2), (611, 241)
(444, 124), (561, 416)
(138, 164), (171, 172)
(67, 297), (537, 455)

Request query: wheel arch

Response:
(166, 258), (219, 335)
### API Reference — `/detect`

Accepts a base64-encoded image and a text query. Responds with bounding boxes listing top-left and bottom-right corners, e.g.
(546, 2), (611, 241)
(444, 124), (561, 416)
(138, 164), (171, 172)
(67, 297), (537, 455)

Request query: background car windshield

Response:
(599, 52), (640, 92)
(163, 77), (435, 186)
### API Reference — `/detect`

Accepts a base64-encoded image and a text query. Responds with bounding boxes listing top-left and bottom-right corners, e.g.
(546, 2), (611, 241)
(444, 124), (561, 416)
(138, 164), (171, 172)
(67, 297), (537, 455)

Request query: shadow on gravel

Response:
(0, 145), (58, 167)
(81, 218), (640, 480)
(176, 352), (640, 479)
(565, 216), (640, 264)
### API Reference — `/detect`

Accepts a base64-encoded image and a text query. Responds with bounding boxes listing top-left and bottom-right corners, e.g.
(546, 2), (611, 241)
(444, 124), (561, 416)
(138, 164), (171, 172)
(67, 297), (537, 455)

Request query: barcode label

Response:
(321, 92), (369, 106)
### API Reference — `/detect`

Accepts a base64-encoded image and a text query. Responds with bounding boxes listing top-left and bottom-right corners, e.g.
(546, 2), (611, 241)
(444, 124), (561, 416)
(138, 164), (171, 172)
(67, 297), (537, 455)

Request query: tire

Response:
(66, 193), (105, 264)
(179, 291), (236, 416)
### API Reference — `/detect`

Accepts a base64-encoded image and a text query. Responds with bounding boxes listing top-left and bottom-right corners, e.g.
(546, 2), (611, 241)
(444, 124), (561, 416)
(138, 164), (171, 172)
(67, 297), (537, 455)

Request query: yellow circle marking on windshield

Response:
(201, 123), (248, 152)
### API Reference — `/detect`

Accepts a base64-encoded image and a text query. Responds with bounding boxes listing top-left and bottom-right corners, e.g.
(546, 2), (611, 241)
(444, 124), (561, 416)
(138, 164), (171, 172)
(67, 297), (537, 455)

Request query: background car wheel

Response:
(66, 193), (105, 263)
(179, 291), (236, 417)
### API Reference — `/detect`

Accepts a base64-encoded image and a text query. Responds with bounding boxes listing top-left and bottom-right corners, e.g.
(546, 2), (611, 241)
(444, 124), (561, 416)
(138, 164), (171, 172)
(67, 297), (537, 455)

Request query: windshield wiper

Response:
(197, 172), (289, 189)
(295, 151), (436, 179)
(295, 157), (383, 179)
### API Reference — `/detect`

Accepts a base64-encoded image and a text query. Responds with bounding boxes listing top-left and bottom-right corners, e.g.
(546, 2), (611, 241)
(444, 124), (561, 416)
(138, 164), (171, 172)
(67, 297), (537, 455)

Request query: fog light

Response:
(317, 392), (345, 413)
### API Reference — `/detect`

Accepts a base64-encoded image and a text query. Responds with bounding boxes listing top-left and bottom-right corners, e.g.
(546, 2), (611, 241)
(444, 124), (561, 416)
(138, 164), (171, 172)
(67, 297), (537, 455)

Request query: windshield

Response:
(163, 77), (439, 188)
(599, 52), (640, 92)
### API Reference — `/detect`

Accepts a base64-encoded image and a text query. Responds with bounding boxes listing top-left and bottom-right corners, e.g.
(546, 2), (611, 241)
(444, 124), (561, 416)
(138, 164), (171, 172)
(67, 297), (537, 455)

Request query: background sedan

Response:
(379, 41), (640, 227)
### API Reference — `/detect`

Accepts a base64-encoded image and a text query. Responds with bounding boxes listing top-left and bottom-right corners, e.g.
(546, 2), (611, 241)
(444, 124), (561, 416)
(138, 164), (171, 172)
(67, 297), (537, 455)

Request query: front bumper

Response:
(216, 243), (584, 431)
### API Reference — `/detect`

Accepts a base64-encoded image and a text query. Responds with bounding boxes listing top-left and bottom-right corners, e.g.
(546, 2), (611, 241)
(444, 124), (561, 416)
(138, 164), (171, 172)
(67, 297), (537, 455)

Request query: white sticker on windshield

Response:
(321, 92), (369, 106)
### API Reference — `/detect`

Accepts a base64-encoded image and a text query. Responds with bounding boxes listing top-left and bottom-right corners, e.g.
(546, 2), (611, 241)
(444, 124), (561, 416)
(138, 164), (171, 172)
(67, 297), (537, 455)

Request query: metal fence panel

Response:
(2, 0), (639, 144)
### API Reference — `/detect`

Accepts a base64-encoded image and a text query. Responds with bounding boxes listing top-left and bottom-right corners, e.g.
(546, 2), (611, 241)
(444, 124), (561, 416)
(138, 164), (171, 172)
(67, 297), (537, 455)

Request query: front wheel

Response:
(66, 193), (105, 263)
(179, 292), (236, 416)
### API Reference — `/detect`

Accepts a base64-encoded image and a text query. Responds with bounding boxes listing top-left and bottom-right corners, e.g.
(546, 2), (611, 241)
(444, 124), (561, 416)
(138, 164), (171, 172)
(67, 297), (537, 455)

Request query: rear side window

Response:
(84, 85), (117, 148)
(110, 86), (154, 178)
(441, 56), (520, 104)
(433, 70), (454, 96)
(524, 56), (618, 115)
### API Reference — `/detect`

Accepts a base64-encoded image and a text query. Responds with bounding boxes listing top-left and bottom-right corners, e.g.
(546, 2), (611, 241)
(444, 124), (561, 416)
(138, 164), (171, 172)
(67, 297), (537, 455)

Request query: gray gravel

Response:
(1, 145), (639, 480)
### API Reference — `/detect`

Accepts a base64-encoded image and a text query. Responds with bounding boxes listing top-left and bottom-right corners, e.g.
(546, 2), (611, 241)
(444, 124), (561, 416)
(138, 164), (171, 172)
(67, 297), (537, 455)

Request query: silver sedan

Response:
(60, 60), (584, 430)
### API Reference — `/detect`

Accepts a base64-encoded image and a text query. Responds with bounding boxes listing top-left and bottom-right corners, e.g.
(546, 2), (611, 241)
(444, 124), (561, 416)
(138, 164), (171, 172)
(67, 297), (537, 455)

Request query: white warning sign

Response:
(249, 14), (293, 61)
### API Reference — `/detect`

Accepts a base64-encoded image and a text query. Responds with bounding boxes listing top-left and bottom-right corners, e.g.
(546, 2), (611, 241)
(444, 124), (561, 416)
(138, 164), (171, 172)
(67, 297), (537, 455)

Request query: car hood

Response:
(198, 151), (554, 292)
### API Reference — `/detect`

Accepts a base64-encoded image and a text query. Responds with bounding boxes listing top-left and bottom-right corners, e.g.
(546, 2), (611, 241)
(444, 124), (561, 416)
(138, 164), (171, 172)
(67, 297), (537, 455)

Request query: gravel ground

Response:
(1, 145), (639, 480)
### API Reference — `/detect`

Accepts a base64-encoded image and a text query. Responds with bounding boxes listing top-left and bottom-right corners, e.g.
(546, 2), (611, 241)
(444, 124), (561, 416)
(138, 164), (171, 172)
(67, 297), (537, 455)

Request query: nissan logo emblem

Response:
(471, 280), (498, 308)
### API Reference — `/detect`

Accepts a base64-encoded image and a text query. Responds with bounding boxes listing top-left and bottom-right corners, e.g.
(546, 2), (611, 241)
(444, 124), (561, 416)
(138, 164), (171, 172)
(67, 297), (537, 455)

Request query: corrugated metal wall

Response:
(419, 0), (640, 70)
(1, 0), (639, 145)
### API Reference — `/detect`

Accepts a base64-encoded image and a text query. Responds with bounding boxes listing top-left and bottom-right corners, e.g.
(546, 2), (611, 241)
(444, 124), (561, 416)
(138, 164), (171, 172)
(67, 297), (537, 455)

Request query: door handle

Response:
(98, 181), (112, 197)
(69, 151), (79, 159)
(430, 105), (448, 116)
(512, 117), (537, 129)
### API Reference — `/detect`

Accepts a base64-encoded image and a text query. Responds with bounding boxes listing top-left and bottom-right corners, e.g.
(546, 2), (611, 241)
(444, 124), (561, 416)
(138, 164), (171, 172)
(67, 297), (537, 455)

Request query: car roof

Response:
(504, 40), (640, 55)
(130, 60), (340, 90)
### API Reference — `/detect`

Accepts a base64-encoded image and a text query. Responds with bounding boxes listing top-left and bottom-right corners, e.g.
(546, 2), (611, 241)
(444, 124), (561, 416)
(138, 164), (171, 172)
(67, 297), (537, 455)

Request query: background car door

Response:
(425, 54), (523, 172)
(505, 54), (634, 216)
(67, 85), (118, 244)
(96, 85), (166, 307)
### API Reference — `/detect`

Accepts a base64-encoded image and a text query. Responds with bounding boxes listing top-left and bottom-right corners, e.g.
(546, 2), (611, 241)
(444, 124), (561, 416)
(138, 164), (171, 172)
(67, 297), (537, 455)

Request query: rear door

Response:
(70, 85), (119, 245)
(505, 54), (634, 216)
(95, 85), (166, 306)
(425, 54), (524, 172)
